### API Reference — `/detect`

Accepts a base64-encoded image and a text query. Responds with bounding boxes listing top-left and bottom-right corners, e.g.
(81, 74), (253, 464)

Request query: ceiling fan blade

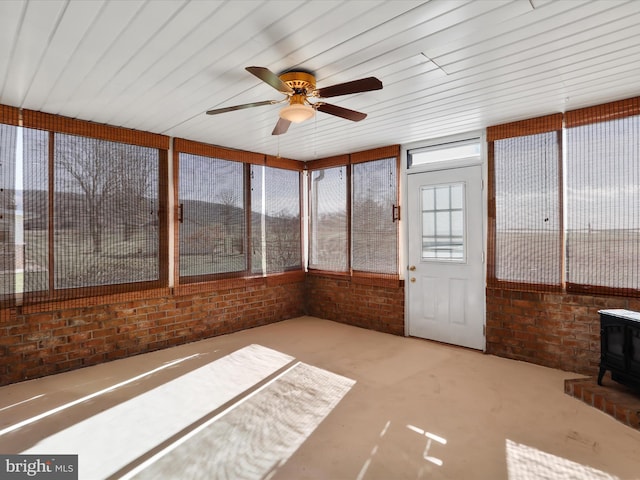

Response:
(246, 66), (293, 94)
(272, 117), (291, 135)
(316, 103), (367, 122)
(206, 100), (277, 115)
(315, 77), (382, 98)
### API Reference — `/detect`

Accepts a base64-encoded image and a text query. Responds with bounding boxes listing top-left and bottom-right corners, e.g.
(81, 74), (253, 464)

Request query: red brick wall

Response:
(486, 287), (640, 376)
(304, 273), (405, 335)
(0, 279), (304, 386)
(8, 272), (636, 386)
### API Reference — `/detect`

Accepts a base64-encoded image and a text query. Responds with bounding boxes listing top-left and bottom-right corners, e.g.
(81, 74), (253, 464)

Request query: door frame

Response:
(401, 131), (488, 346)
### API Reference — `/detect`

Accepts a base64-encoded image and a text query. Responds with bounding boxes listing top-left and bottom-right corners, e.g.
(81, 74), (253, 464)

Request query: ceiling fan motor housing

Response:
(279, 71), (316, 95)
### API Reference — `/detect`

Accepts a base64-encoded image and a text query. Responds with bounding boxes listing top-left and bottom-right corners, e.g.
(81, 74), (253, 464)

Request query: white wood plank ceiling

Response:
(1, 0), (639, 161)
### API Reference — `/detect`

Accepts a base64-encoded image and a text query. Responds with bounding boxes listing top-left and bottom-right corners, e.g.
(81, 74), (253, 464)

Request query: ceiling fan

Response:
(206, 66), (383, 135)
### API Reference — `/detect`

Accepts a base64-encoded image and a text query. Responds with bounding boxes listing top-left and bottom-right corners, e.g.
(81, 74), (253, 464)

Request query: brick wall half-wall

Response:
(0, 279), (305, 386)
(304, 273), (405, 336)
(8, 273), (637, 387)
(486, 287), (640, 376)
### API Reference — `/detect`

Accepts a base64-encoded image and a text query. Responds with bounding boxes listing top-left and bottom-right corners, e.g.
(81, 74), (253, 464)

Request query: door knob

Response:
(410, 277), (416, 283)
(409, 265), (416, 271)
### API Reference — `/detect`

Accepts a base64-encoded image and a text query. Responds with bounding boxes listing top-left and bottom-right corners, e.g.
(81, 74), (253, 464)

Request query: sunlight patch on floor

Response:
(407, 424), (447, 467)
(0, 353), (201, 437)
(126, 362), (355, 479)
(506, 439), (620, 480)
(21, 345), (294, 479)
(356, 420), (391, 480)
(0, 394), (45, 413)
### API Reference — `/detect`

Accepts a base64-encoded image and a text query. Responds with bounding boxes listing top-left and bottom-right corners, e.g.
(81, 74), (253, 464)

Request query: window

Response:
(178, 153), (247, 280)
(174, 139), (303, 285)
(1, 109), (169, 306)
(308, 146), (400, 279)
(22, 128), (50, 296)
(352, 157), (398, 274)
(421, 183), (465, 261)
(54, 133), (160, 289)
(491, 128), (562, 287)
(251, 165), (301, 275)
(0, 124), (50, 302)
(0, 122), (18, 301)
(408, 139), (480, 167)
(309, 166), (348, 272)
(488, 97), (640, 296)
(565, 108), (640, 293)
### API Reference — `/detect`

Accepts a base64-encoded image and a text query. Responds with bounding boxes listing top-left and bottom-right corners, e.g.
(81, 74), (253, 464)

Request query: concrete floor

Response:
(1, 316), (639, 479)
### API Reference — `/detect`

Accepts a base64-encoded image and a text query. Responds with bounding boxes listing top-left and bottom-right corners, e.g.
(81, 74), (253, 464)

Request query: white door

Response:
(407, 165), (485, 350)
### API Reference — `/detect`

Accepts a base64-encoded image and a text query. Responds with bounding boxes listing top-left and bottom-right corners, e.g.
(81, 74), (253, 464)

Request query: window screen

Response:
(178, 153), (246, 280)
(54, 133), (160, 289)
(251, 165), (301, 275)
(22, 128), (49, 296)
(0, 123), (18, 301)
(2, 111), (167, 307)
(566, 115), (640, 291)
(489, 101), (640, 296)
(492, 131), (562, 287)
(309, 166), (348, 272)
(351, 158), (397, 274)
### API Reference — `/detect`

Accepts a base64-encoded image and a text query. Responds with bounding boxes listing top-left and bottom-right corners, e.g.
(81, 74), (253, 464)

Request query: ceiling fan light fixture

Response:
(279, 103), (315, 123)
(206, 67), (381, 133)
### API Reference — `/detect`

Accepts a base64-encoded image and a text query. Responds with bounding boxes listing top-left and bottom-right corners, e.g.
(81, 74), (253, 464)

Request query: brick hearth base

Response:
(565, 372), (640, 430)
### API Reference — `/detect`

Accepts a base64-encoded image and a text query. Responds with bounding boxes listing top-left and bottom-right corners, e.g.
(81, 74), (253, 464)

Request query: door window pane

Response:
(422, 188), (435, 211)
(421, 183), (465, 261)
(436, 186), (450, 210)
(451, 184), (463, 209)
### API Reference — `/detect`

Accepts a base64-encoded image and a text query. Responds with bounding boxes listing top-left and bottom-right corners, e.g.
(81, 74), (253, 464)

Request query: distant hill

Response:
(7, 190), (296, 231)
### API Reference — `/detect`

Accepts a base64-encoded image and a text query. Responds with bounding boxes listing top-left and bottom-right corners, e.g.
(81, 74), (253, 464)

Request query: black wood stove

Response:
(598, 309), (640, 392)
